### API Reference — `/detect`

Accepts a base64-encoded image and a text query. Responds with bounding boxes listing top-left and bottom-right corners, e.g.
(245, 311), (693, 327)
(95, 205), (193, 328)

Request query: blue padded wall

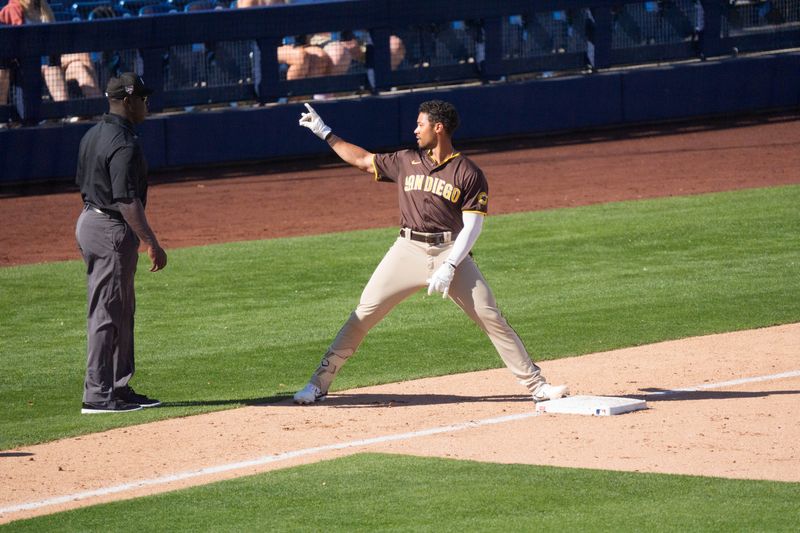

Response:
(163, 98), (404, 168)
(1, 52), (798, 184)
(0, 119), (166, 183)
(621, 54), (800, 123)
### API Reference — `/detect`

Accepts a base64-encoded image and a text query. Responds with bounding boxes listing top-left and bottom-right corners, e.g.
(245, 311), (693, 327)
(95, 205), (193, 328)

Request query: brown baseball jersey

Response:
(372, 149), (489, 234)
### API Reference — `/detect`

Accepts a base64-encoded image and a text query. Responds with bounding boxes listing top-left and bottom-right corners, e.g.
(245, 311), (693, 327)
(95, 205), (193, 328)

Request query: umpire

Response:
(75, 72), (167, 414)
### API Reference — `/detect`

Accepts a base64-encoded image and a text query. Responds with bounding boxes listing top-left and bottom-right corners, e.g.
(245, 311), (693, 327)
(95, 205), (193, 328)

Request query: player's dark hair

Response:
(419, 100), (459, 135)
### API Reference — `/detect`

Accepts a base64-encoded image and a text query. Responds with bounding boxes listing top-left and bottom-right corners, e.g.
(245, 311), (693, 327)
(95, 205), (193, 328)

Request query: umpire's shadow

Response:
(160, 394), (292, 408)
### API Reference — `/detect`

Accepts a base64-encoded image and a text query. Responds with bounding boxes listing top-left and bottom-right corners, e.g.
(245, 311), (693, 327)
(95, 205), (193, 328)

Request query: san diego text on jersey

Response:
(403, 174), (462, 203)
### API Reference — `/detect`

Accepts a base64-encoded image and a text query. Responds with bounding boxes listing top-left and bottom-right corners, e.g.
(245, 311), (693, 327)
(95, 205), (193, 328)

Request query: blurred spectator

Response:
(389, 34), (405, 70)
(0, 0), (101, 102)
(0, 63), (12, 106)
(308, 32), (360, 77)
(237, 0), (403, 81)
(285, 35), (333, 81)
(238, 0), (333, 81)
(309, 29), (405, 73)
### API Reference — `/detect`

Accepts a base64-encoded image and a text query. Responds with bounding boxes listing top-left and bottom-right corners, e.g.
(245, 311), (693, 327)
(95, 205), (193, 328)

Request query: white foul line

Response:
(648, 369), (800, 396)
(2, 369), (799, 516)
(0, 412), (533, 516)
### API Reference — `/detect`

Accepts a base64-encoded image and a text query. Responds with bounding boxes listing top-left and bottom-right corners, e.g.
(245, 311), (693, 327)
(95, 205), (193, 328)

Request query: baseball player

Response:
(294, 100), (568, 404)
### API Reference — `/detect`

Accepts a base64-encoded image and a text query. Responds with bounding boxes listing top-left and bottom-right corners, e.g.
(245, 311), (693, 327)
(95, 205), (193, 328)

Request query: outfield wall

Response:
(2, 50), (798, 184)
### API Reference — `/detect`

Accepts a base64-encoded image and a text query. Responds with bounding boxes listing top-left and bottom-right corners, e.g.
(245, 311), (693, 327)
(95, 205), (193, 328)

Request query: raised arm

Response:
(299, 104), (374, 173)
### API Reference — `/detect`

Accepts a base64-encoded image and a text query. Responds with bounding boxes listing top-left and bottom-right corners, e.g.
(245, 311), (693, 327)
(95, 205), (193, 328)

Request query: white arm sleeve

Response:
(446, 212), (484, 267)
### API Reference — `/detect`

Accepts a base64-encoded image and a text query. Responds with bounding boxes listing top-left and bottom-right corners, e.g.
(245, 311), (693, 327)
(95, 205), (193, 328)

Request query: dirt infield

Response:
(1, 113), (799, 524)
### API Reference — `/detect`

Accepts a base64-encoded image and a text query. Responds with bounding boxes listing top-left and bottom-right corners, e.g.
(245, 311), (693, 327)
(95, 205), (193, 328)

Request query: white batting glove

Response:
(299, 103), (332, 140)
(426, 262), (456, 299)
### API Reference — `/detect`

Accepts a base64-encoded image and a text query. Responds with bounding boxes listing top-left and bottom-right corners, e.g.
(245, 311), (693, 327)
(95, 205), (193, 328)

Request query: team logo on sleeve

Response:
(477, 192), (488, 206)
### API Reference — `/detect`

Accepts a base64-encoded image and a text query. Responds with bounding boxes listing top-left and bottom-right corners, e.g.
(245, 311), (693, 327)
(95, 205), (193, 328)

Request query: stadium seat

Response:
(183, 0), (220, 11)
(70, 1), (115, 20)
(165, 0), (193, 10)
(53, 9), (79, 21)
(162, 0), (224, 91)
(87, 4), (127, 19)
(118, 0), (161, 15)
(138, 3), (177, 15)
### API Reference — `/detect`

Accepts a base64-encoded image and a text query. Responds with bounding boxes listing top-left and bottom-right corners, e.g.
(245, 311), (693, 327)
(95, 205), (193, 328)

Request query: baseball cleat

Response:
(532, 383), (569, 402)
(81, 400), (142, 414)
(114, 387), (161, 408)
(293, 383), (326, 405)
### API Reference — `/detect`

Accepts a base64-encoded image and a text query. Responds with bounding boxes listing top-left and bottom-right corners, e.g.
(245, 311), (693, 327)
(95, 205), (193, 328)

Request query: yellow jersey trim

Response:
(371, 154), (380, 181)
(426, 150), (461, 167)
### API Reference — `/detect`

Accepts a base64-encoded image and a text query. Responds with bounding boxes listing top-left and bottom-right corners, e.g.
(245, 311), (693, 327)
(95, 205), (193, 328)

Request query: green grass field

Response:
(1, 185), (799, 530)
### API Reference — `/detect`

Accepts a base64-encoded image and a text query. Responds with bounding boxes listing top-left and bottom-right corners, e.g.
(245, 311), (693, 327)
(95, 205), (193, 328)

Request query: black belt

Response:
(399, 228), (452, 244)
(86, 204), (125, 221)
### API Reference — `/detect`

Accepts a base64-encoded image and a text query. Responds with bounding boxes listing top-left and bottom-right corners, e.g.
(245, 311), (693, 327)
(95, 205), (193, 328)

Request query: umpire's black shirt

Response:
(76, 113), (148, 214)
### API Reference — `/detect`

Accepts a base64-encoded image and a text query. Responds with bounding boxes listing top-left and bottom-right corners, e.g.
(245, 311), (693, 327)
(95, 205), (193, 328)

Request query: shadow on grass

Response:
(628, 389), (800, 402)
(314, 393), (530, 408)
(160, 394), (293, 408)
(162, 393), (532, 409)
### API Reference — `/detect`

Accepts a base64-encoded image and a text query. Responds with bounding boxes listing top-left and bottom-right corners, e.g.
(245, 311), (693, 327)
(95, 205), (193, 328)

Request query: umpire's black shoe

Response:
(81, 400), (143, 414)
(115, 387), (162, 408)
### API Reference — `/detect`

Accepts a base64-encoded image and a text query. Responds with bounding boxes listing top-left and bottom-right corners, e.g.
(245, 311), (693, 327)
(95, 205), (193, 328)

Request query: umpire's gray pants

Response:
(75, 207), (139, 404)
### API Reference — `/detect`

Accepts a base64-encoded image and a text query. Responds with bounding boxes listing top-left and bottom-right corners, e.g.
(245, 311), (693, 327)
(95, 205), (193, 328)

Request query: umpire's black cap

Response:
(105, 73), (155, 99)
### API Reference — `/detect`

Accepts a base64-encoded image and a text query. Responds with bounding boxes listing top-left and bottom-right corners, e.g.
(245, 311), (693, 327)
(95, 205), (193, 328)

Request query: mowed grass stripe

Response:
(3, 454), (799, 532)
(0, 185), (798, 448)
